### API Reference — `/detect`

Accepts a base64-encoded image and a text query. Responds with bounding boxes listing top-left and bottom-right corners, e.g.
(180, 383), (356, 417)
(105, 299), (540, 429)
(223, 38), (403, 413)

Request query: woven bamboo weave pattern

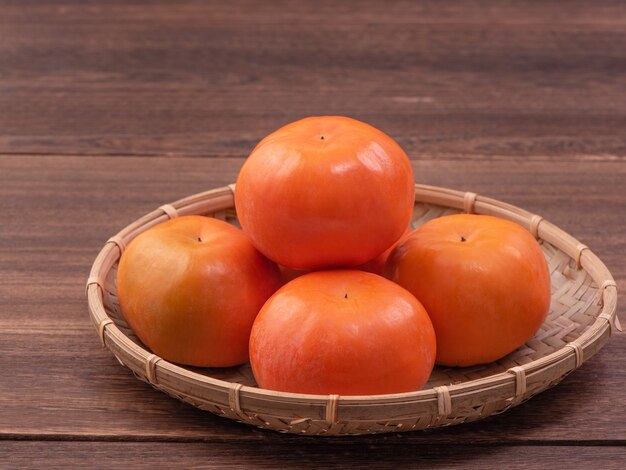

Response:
(86, 184), (619, 436)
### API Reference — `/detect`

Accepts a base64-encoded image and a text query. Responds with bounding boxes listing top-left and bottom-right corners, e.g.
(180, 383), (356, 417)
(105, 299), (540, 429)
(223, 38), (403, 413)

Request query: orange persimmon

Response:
(385, 214), (551, 367)
(235, 116), (415, 270)
(117, 216), (282, 367)
(249, 270), (436, 395)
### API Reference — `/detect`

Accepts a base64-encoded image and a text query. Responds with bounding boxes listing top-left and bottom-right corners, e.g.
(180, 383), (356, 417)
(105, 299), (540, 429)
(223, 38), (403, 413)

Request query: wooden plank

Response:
(0, 155), (624, 443)
(1, 442), (625, 469)
(0, 1), (625, 157)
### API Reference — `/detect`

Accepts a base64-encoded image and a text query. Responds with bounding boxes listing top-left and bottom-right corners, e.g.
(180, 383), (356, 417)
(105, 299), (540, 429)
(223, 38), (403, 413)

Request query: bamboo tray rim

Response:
(86, 183), (620, 423)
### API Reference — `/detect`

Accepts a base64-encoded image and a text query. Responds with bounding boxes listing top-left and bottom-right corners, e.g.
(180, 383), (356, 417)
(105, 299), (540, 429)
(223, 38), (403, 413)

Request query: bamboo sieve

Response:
(86, 184), (619, 436)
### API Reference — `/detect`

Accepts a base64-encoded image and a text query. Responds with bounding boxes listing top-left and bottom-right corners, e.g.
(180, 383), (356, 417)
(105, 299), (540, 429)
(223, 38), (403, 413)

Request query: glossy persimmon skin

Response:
(249, 270), (436, 395)
(235, 116), (415, 270)
(385, 214), (551, 367)
(117, 216), (282, 367)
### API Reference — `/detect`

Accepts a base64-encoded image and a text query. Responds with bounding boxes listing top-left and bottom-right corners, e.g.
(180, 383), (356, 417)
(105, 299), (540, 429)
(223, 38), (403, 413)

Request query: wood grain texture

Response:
(2, 0), (626, 466)
(1, 442), (626, 470)
(0, 0), (625, 158)
(0, 155), (624, 444)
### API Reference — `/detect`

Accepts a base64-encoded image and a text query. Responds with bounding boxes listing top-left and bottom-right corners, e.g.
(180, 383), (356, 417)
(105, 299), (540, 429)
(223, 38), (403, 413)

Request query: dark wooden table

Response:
(1, 1), (625, 468)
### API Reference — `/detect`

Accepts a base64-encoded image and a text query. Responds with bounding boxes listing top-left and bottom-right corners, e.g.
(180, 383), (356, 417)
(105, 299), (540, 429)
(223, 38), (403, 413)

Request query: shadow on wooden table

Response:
(72, 339), (617, 468)
(169, 364), (607, 468)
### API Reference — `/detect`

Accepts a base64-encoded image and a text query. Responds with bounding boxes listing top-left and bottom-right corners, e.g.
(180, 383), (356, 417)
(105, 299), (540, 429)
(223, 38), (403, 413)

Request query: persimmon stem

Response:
(197, 237), (202, 242)
(461, 236), (466, 242)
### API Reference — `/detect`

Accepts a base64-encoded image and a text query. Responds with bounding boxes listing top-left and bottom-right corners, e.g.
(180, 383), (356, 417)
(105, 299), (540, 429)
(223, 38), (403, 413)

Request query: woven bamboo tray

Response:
(86, 184), (620, 436)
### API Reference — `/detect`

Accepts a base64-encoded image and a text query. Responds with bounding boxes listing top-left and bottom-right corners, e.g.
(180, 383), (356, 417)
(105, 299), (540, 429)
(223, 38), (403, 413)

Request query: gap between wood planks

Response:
(0, 433), (625, 446)
(0, 152), (624, 162)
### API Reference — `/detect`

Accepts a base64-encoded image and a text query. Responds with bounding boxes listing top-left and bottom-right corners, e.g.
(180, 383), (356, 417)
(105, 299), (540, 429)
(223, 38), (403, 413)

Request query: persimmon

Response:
(235, 116), (415, 270)
(116, 215), (282, 367)
(385, 214), (551, 367)
(249, 270), (436, 395)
